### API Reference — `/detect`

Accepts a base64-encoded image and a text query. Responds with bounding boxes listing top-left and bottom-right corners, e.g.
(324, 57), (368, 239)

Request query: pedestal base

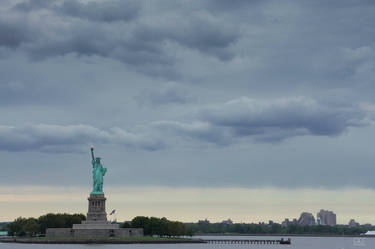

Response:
(46, 227), (143, 237)
(46, 192), (143, 237)
(87, 194), (107, 222)
(73, 222), (120, 229)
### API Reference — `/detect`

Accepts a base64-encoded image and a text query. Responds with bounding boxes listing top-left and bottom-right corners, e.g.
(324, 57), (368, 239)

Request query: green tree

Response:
(23, 218), (40, 236)
(38, 213), (85, 234)
(129, 216), (150, 235)
(127, 216), (188, 237)
(6, 217), (27, 236)
(6, 217), (40, 236)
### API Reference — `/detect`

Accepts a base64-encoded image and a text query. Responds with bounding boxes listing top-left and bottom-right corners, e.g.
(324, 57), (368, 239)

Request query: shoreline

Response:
(0, 237), (205, 244)
(2, 234), (374, 244)
(194, 233), (375, 238)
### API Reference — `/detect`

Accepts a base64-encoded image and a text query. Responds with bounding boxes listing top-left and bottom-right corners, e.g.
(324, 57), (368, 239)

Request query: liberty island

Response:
(46, 147), (143, 237)
(0, 147), (203, 244)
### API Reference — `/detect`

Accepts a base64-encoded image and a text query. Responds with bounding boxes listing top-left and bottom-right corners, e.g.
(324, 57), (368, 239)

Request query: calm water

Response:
(1, 236), (375, 249)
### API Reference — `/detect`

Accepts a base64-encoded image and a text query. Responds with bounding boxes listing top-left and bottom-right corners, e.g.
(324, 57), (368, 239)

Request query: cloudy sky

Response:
(1, 0), (375, 224)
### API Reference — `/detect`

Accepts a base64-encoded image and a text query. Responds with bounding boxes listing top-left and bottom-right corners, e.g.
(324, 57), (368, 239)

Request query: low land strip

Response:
(0, 236), (204, 244)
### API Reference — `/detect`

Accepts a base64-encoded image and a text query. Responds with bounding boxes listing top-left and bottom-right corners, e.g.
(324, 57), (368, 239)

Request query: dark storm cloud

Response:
(0, 124), (164, 152)
(0, 16), (35, 48)
(57, 0), (140, 22)
(200, 97), (366, 136)
(1, 0), (239, 78)
(153, 97), (368, 144)
(0, 97), (367, 153)
(156, 11), (239, 60)
(205, 0), (263, 11)
(12, 20), (175, 77)
(13, 0), (53, 11)
(14, 0), (140, 22)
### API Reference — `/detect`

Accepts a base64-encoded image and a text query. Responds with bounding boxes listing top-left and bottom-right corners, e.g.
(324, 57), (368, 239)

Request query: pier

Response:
(204, 238), (291, 245)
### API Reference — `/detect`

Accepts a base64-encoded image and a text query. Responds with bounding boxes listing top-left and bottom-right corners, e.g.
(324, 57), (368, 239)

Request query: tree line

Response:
(6, 214), (191, 237)
(7, 213), (371, 237)
(6, 213), (86, 236)
(122, 216), (192, 237)
(185, 222), (375, 235)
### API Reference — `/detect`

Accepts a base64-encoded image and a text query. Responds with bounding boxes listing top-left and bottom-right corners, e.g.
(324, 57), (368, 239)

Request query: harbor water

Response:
(1, 235), (375, 249)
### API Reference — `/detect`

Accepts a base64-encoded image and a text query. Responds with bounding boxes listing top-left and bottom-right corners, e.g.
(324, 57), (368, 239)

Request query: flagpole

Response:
(109, 209), (116, 223)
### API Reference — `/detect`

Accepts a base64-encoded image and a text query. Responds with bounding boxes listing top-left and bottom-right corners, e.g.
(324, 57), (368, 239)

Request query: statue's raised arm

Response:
(91, 146), (95, 162)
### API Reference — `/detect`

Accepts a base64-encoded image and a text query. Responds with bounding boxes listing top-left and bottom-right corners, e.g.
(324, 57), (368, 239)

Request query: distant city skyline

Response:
(1, 186), (375, 224)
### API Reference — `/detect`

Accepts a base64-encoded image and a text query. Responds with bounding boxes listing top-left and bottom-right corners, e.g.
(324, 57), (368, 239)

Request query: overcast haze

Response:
(1, 0), (375, 223)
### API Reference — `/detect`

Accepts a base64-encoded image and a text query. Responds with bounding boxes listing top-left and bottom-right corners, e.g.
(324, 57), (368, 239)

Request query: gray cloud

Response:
(201, 97), (366, 136)
(0, 0), (375, 191)
(1, 0), (239, 78)
(152, 120), (234, 146)
(341, 45), (375, 83)
(0, 15), (35, 48)
(157, 11), (239, 60)
(13, 0), (52, 12)
(0, 124), (164, 152)
(16, 21), (176, 77)
(14, 0), (140, 22)
(153, 97), (368, 144)
(57, 0), (140, 22)
(136, 82), (191, 106)
(0, 97), (368, 153)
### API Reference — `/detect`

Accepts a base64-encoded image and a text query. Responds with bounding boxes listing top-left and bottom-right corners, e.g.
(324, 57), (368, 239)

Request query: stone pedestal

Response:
(72, 193), (119, 230)
(47, 193), (143, 237)
(87, 194), (107, 222)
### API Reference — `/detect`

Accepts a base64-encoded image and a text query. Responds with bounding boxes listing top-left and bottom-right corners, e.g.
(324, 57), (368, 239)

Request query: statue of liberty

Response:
(90, 146), (107, 194)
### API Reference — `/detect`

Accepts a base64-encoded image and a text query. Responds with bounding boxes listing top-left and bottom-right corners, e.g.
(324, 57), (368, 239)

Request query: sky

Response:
(0, 0), (375, 224)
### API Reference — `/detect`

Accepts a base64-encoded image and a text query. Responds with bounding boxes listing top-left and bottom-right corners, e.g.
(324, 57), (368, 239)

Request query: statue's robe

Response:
(92, 160), (107, 193)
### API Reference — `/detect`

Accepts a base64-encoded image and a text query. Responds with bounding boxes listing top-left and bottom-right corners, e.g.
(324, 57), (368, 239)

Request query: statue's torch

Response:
(91, 146), (95, 161)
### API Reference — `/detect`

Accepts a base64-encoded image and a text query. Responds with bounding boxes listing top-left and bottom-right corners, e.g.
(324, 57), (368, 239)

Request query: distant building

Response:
(298, 212), (316, 226)
(221, 219), (233, 225)
(349, 219), (360, 227)
(281, 218), (298, 227)
(317, 210), (336, 226)
(281, 219), (290, 227)
(198, 219), (210, 224)
(317, 217), (321, 225)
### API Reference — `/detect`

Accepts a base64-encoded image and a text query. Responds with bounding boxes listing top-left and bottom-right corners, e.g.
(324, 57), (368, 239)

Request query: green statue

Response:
(90, 147), (107, 194)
